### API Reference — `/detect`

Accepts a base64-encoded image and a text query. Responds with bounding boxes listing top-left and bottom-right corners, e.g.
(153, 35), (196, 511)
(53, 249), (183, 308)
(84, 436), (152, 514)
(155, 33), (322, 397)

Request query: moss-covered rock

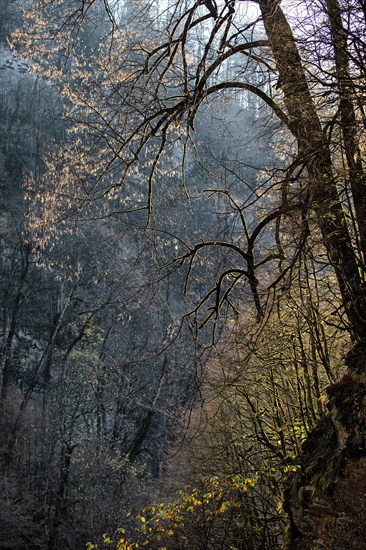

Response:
(285, 344), (366, 549)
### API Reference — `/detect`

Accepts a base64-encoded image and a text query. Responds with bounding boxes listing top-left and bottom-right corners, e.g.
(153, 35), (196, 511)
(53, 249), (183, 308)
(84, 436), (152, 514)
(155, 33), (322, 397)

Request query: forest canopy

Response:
(1, 0), (366, 548)
(12, 0), (366, 335)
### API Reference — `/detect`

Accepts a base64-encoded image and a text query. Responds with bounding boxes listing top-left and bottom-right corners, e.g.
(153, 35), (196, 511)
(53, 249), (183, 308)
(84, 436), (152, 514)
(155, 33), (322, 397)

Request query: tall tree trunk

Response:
(256, 2), (366, 547)
(3, 303), (67, 466)
(259, 0), (366, 342)
(325, 0), (366, 262)
(47, 441), (77, 550)
(0, 246), (30, 402)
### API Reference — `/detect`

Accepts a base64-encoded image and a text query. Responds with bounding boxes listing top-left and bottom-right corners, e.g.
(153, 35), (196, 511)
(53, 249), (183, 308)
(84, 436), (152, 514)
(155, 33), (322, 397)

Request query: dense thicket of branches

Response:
(12, 0), (365, 335)
(1, 0), (366, 548)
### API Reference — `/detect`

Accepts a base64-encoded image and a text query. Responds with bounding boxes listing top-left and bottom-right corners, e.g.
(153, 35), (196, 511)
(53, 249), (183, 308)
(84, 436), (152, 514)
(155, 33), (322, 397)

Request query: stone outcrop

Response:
(285, 343), (366, 549)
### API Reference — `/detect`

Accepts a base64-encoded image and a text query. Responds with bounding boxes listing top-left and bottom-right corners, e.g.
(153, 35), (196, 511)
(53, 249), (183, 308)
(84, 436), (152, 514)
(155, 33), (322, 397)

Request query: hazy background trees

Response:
(0, 3), (198, 546)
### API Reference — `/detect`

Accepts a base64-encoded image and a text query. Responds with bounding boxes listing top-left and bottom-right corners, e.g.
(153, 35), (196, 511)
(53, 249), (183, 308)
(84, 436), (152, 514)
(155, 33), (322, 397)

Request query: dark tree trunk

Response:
(257, 2), (366, 547)
(3, 310), (63, 466)
(47, 441), (77, 550)
(259, 0), (366, 342)
(325, 0), (366, 262)
(0, 246), (30, 402)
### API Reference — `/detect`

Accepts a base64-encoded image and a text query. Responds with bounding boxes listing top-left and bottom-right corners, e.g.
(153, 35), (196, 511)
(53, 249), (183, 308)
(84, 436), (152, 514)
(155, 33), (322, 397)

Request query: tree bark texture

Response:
(256, 2), (366, 546)
(325, 0), (366, 261)
(259, 0), (366, 341)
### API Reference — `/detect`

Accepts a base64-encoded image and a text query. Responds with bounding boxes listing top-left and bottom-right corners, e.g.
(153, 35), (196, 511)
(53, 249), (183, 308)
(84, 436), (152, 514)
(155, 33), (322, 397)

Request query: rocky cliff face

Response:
(286, 343), (366, 549)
